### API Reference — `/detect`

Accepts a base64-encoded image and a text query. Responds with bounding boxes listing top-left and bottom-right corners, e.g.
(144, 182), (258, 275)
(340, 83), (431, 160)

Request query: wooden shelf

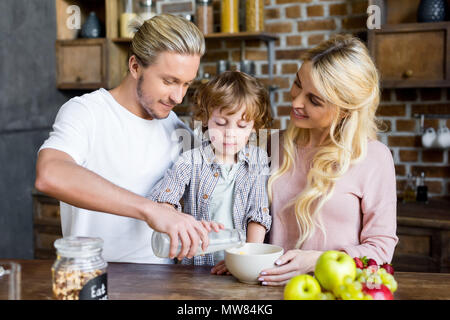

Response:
(204, 31), (278, 42)
(54, 0), (279, 91)
(111, 32), (278, 43)
(111, 37), (133, 43)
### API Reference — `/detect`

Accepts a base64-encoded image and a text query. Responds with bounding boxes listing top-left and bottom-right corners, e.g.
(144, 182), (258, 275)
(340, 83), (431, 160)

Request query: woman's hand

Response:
(210, 260), (230, 275)
(258, 249), (323, 286)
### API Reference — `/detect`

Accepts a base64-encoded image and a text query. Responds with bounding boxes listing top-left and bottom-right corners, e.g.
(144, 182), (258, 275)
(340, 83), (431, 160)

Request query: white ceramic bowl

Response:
(225, 243), (284, 284)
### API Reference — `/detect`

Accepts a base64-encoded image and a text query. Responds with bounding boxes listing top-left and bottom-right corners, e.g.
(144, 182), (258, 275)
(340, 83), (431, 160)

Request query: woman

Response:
(259, 35), (398, 286)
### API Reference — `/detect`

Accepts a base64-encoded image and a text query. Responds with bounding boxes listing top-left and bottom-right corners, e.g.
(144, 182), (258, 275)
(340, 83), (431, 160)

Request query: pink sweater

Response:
(269, 139), (398, 264)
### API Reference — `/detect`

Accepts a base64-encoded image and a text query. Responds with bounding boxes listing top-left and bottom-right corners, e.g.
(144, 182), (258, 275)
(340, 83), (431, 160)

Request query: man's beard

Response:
(136, 75), (170, 120)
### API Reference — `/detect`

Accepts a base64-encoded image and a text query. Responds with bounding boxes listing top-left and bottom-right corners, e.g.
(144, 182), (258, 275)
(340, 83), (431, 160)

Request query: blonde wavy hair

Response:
(268, 34), (381, 248)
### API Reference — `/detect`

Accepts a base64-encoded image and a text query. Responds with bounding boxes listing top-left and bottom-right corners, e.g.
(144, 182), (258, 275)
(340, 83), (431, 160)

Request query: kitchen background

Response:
(0, 0), (449, 271)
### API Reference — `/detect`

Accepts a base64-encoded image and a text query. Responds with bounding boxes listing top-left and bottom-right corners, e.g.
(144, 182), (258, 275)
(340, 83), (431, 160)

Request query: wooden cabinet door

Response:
(376, 31), (444, 81)
(33, 191), (62, 259)
(393, 225), (440, 272)
(368, 22), (450, 88)
(56, 38), (108, 89)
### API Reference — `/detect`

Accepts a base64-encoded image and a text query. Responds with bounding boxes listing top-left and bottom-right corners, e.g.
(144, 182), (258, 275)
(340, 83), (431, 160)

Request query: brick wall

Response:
(379, 88), (450, 198)
(161, 0), (449, 198)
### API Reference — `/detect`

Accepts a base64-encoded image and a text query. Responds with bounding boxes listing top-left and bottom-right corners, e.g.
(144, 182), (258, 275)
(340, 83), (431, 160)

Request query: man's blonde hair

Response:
(130, 14), (205, 67)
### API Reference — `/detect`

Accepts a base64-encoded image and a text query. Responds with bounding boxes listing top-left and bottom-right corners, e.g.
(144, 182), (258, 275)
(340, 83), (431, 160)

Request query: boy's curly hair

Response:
(193, 71), (272, 131)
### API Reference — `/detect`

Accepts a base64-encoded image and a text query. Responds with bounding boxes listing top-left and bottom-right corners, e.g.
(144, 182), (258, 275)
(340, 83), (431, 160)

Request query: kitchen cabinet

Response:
(56, 38), (108, 89)
(32, 189), (61, 259)
(394, 198), (450, 273)
(368, 0), (450, 88)
(55, 0), (133, 89)
(54, 0), (278, 91)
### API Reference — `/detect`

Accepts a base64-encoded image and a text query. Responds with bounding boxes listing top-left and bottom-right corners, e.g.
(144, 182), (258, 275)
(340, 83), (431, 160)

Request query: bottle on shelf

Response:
(416, 172), (428, 203)
(221, 0), (239, 33)
(403, 173), (416, 203)
(196, 0), (214, 35)
(152, 228), (245, 258)
(120, 0), (137, 38)
(138, 0), (155, 22)
(246, 0), (264, 32)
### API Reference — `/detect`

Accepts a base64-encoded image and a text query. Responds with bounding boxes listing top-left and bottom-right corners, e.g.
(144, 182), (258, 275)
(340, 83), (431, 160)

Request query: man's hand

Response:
(144, 202), (225, 260)
(35, 148), (223, 261)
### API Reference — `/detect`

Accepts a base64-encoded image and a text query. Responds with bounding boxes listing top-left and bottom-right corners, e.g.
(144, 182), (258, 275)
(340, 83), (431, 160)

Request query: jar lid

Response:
(196, 0), (212, 4)
(139, 0), (152, 6)
(54, 236), (104, 257)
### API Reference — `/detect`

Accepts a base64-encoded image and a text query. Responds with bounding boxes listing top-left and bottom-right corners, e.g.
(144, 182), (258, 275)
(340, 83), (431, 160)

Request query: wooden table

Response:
(3, 260), (450, 300)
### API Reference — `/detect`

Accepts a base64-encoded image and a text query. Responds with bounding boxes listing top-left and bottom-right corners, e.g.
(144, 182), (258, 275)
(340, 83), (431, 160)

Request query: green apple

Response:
(284, 274), (322, 300)
(314, 250), (356, 294)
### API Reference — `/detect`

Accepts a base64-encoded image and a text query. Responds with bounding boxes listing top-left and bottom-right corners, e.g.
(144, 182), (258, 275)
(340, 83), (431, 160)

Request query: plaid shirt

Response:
(148, 141), (272, 266)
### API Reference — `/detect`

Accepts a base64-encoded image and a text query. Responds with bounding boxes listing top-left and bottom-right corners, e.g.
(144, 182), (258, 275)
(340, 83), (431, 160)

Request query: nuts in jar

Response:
(52, 268), (106, 300)
(52, 237), (108, 300)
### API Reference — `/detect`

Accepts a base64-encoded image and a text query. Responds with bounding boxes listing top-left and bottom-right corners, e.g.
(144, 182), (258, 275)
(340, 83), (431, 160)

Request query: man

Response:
(35, 14), (214, 263)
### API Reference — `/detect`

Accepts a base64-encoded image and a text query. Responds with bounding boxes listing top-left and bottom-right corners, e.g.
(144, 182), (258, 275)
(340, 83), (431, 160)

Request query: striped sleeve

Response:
(245, 149), (272, 232)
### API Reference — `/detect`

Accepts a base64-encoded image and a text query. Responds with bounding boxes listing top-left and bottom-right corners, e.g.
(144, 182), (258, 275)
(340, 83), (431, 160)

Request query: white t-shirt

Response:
(39, 88), (192, 263)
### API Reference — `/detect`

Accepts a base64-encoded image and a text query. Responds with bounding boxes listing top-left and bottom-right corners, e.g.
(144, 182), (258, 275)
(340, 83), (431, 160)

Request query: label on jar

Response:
(79, 273), (108, 300)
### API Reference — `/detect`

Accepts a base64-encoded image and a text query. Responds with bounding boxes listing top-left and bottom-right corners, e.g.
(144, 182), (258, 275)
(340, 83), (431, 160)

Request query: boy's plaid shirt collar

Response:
(199, 140), (251, 167)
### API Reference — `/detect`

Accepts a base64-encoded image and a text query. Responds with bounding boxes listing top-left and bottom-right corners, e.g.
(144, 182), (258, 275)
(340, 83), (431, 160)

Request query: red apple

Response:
(362, 283), (394, 300)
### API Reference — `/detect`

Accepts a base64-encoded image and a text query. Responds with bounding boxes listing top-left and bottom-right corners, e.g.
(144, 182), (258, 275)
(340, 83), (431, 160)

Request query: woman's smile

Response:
(291, 108), (309, 119)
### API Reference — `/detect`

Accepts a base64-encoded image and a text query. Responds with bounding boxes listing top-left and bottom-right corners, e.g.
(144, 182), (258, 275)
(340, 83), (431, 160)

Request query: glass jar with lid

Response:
(221, 0), (239, 33)
(138, 0), (155, 22)
(196, 0), (214, 34)
(120, 0), (137, 38)
(52, 237), (108, 300)
(246, 0), (264, 32)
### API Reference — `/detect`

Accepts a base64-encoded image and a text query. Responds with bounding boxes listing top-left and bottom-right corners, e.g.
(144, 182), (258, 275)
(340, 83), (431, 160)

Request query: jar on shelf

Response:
(246, 0), (264, 32)
(138, 0), (155, 22)
(221, 0), (239, 33)
(52, 237), (108, 300)
(196, 0), (214, 35)
(120, 0), (137, 38)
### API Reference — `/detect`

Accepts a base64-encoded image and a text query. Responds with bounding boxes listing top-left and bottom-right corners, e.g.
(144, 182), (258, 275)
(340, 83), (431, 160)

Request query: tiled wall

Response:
(161, 0), (449, 198)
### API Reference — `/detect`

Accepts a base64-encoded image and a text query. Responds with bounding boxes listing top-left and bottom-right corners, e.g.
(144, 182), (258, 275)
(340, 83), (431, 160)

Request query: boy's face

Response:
(207, 106), (255, 164)
(134, 51), (200, 120)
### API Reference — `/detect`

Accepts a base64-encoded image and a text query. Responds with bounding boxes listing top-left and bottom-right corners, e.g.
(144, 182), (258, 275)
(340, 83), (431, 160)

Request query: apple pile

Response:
(284, 251), (398, 300)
